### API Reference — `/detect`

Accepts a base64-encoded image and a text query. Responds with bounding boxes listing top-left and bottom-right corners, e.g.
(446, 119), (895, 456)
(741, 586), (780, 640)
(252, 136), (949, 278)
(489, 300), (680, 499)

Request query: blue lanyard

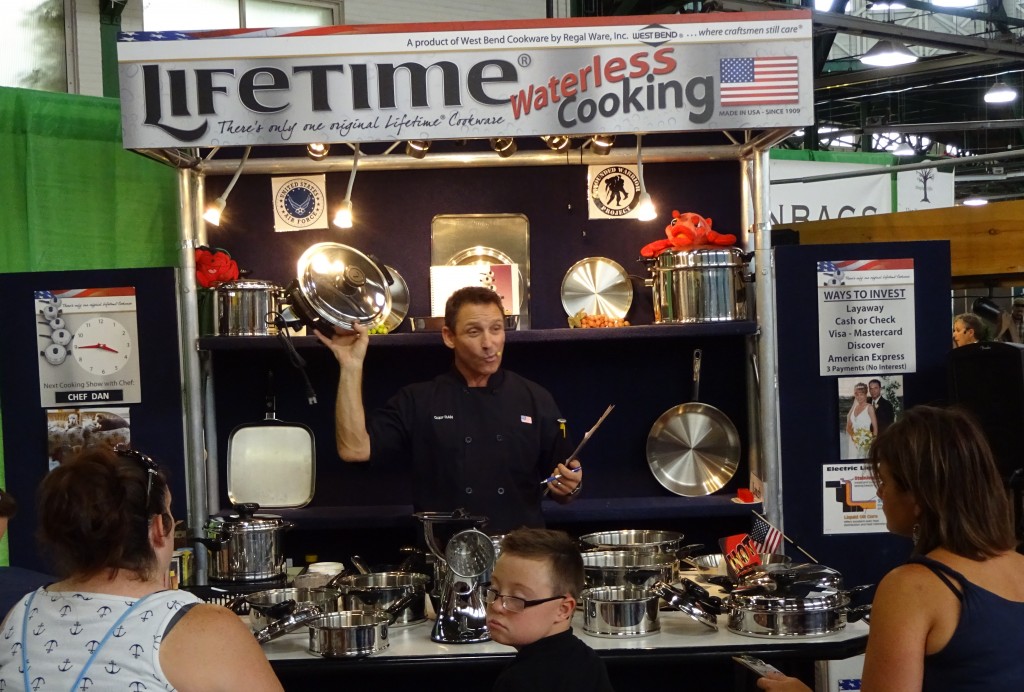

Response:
(20, 589), (161, 692)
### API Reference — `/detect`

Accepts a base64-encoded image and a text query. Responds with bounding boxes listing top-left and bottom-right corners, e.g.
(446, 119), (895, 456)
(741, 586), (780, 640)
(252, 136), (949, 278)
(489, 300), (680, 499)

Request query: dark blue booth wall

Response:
(775, 241), (952, 589)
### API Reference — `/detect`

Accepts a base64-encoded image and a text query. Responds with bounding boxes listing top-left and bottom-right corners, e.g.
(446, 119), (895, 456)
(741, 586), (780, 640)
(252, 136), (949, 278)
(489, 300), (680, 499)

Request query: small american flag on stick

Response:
(750, 514), (783, 554)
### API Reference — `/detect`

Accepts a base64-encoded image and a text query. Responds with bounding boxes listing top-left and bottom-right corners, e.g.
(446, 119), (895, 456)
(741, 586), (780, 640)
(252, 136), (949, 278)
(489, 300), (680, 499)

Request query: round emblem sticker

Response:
(276, 178), (325, 227)
(590, 166), (642, 217)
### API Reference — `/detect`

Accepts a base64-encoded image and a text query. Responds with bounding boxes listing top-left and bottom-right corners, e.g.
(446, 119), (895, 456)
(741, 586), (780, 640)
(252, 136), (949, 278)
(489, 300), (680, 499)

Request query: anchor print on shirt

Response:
(59, 604), (72, 617)
(44, 639), (58, 653)
(104, 659), (121, 674)
(30, 676), (45, 690)
(130, 643), (144, 659)
(96, 605), (112, 618)
(78, 676), (94, 690)
(58, 658), (73, 671)
(129, 681), (149, 691)
(3, 623), (14, 639)
(68, 621), (84, 636)
(140, 609), (154, 622)
(32, 621), (46, 636)
(85, 640), (100, 654)
(111, 624), (128, 638)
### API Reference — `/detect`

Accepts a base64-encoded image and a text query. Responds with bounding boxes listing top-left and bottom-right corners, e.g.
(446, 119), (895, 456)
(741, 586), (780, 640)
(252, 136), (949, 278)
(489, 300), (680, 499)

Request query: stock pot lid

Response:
(216, 279), (281, 292)
(656, 247), (745, 269)
(208, 504), (289, 532)
(729, 587), (847, 610)
(295, 242), (391, 331)
(560, 257), (632, 319)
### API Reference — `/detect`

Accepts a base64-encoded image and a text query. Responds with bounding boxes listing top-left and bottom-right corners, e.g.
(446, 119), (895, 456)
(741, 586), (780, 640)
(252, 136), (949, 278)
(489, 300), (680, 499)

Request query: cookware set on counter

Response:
(198, 517), (869, 658)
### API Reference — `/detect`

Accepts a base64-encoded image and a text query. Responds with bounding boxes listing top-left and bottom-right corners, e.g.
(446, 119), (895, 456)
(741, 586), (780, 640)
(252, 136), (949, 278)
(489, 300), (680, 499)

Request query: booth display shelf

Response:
(198, 321), (759, 350)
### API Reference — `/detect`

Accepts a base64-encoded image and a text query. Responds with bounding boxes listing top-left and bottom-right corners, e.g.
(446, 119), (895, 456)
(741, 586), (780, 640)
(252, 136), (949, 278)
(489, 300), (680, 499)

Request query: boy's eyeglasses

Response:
(115, 444), (159, 509)
(484, 588), (564, 613)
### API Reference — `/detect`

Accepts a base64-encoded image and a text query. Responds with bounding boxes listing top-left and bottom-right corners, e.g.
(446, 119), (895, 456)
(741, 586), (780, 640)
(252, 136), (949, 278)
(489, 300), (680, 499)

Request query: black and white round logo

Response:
(276, 178), (325, 227)
(590, 166), (642, 217)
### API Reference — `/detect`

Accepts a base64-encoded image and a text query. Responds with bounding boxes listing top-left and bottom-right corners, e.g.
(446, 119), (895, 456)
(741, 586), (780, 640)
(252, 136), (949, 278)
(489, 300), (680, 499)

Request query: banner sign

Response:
(117, 11), (813, 149)
(817, 258), (917, 377)
(769, 159), (892, 225)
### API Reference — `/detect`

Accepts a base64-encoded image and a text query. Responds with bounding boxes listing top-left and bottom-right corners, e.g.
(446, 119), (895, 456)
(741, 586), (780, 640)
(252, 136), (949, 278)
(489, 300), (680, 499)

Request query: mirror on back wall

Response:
(950, 288), (1024, 347)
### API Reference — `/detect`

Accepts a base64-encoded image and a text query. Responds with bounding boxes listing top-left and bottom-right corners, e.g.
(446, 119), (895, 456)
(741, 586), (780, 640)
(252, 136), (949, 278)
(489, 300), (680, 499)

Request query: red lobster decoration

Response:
(640, 210), (738, 258)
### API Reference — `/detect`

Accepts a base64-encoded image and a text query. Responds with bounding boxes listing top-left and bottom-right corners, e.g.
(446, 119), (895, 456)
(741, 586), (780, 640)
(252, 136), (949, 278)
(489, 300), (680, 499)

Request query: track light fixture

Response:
(333, 144), (360, 229)
(892, 138), (915, 156)
(306, 142), (330, 160)
(405, 140), (430, 159)
(860, 40), (918, 67)
(635, 135), (656, 222)
(490, 137), (517, 158)
(542, 135), (571, 152)
(985, 80), (1017, 104)
(203, 146), (251, 226)
(962, 197), (988, 206)
(588, 135), (615, 155)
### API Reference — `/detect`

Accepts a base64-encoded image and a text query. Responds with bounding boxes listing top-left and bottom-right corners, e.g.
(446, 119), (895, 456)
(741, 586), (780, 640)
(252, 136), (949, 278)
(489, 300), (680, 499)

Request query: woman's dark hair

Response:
(869, 405), (1016, 558)
(444, 286), (505, 331)
(0, 487), (17, 519)
(37, 446), (171, 581)
(500, 528), (584, 598)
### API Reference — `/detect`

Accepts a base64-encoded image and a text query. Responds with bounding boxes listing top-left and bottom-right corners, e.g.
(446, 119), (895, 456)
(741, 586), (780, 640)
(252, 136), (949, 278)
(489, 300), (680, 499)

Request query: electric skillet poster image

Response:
(35, 287), (143, 408)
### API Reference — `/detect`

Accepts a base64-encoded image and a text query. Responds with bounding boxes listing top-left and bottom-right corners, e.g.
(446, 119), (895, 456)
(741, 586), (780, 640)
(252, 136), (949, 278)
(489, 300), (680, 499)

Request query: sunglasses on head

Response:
(115, 444), (159, 509)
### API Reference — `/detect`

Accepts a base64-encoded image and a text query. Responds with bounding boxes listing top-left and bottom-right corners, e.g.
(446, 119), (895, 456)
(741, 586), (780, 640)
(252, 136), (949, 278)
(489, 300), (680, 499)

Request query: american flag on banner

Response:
(719, 56), (799, 106)
(750, 514), (783, 554)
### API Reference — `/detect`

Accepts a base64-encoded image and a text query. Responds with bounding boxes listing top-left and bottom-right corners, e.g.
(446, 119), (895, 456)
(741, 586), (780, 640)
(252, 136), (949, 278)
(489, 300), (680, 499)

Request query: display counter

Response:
(261, 609), (868, 691)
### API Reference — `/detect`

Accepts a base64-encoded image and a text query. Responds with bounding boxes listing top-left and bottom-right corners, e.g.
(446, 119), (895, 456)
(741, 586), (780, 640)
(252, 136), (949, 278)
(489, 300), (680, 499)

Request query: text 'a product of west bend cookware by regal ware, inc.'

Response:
(640, 246), (749, 324)
(215, 279), (284, 336)
(277, 242), (396, 334)
(646, 349), (740, 497)
(199, 502), (293, 582)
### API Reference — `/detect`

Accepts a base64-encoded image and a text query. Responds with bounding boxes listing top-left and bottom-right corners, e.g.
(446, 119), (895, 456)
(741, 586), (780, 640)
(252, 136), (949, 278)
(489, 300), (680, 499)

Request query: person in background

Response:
(757, 406), (1024, 692)
(317, 286), (582, 535)
(1012, 297), (1024, 343)
(0, 488), (54, 618)
(845, 382), (879, 459)
(952, 312), (985, 347)
(487, 528), (614, 692)
(867, 379), (895, 433)
(0, 447), (283, 692)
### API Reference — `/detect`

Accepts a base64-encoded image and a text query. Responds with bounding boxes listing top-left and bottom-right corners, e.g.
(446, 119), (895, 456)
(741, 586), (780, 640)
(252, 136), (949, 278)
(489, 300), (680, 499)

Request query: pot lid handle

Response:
(254, 605), (323, 644)
(233, 502), (260, 520)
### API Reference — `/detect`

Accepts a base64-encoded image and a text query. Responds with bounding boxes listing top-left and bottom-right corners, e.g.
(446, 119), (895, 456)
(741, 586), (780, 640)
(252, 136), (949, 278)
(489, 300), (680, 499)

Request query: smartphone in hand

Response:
(732, 654), (783, 677)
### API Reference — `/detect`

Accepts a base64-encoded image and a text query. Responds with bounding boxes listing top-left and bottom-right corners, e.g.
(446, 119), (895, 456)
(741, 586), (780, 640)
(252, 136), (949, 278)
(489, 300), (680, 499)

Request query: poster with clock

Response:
(35, 287), (143, 407)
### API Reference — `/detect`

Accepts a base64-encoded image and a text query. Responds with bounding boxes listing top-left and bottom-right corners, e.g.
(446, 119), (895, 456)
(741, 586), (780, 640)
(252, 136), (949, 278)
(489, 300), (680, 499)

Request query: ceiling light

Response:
(405, 140), (430, 159)
(931, 0), (975, 6)
(306, 142), (330, 160)
(635, 134), (657, 222)
(588, 135), (615, 155)
(333, 144), (360, 229)
(962, 197), (988, 206)
(203, 146), (251, 226)
(985, 80), (1017, 104)
(860, 40), (918, 67)
(490, 137), (517, 158)
(866, 1), (907, 10)
(542, 135), (571, 151)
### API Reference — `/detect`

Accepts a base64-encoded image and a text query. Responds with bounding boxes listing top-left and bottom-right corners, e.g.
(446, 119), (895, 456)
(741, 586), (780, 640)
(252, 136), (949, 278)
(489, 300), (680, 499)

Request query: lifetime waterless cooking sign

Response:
(115, 11), (813, 149)
(817, 259), (917, 377)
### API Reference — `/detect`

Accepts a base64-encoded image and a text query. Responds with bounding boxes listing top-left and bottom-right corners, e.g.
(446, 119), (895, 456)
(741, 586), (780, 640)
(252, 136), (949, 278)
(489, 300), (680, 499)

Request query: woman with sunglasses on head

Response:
(0, 446), (283, 692)
(757, 406), (1024, 692)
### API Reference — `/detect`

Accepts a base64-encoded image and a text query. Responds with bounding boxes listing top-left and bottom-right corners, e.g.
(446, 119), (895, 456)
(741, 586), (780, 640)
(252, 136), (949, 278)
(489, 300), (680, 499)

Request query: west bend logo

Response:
(633, 24), (678, 48)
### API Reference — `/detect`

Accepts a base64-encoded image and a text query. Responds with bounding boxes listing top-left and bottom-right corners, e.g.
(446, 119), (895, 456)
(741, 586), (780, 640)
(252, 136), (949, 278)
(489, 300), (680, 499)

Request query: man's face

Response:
(442, 302), (506, 383)
(1013, 304), (1024, 324)
(868, 382), (881, 400)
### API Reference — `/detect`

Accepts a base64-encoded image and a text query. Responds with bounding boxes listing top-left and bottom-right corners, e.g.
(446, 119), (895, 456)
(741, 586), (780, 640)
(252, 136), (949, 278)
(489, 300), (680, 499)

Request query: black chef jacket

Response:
(368, 368), (574, 534)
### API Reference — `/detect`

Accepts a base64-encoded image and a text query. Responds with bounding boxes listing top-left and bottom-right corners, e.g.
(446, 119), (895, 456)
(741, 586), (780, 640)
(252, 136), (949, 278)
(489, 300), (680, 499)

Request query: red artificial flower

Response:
(195, 247), (239, 288)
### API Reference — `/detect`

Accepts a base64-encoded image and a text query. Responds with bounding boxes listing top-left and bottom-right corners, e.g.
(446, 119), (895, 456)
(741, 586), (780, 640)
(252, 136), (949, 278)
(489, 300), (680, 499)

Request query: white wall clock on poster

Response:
(35, 288), (142, 407)
(587, 164), (645, 219)
(272, 174), (328, 231)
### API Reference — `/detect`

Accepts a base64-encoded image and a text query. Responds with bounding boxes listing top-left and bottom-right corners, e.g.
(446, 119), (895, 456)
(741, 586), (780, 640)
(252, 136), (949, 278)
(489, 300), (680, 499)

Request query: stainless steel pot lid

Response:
(207, 503), (291, 532)
(579, 529), (684, 551)
(560, 257), (632, 319)
(379, 265), (409, 333)
(295, 242), (391, 331)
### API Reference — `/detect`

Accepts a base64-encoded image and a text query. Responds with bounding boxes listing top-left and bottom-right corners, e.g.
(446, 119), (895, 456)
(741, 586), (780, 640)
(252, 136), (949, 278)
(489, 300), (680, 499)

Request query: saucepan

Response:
(578, 529), (698, 557)
(229, 586), (343, 632)
(581, 550), (679, 590)
(331, 571), (429, 626)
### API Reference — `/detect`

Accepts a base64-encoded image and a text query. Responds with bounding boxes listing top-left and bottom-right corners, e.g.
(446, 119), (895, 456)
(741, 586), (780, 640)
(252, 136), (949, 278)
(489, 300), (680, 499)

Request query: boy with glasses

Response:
(486, 528), (614, 692)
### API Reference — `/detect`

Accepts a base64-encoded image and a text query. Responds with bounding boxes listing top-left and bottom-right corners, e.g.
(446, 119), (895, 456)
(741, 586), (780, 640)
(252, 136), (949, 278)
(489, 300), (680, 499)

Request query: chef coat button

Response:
(496, 434), (504, 442)
(465, 487), (473, 495)
(465, 436), (472, 444)
(497, 487), (505, 495)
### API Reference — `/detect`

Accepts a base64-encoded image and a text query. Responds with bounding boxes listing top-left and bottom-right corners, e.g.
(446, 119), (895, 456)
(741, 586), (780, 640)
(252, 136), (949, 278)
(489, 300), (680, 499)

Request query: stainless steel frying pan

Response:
(645, 349), (740, 496)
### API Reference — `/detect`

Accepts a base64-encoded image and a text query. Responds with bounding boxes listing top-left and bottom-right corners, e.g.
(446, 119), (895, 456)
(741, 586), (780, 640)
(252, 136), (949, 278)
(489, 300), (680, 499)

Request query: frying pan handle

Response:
(692, 349), (702, 401)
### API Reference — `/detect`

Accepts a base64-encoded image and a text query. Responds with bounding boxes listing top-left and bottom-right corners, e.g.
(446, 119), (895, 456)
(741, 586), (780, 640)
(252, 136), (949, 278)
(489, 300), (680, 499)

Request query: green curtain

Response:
(0, 86), (180, 564)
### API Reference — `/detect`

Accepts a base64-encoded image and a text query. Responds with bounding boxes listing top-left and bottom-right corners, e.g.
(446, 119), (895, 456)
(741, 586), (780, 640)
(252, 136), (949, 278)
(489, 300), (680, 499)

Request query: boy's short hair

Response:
(0, 488), (17, 519)
(500, 528), (584, 598)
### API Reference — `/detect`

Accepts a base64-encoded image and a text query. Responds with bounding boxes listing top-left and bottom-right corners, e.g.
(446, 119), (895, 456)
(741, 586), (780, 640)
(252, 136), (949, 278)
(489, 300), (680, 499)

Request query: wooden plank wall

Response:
(775, 199), (1024, 286)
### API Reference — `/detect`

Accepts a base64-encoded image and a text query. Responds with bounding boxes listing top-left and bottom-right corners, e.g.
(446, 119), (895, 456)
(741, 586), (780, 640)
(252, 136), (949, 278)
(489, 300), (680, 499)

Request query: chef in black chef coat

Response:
(317, 286), (582, 534)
